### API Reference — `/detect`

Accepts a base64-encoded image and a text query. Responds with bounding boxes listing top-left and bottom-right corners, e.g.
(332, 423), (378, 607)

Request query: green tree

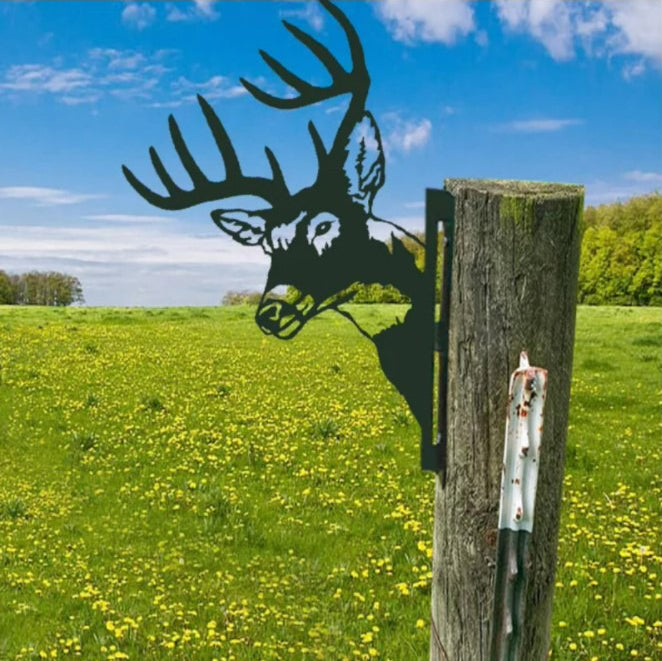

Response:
(578, 192), (662, 306)
(222, 290), (264, 306)
(0, 270), (14, 304)
(1, 271), (84, 306)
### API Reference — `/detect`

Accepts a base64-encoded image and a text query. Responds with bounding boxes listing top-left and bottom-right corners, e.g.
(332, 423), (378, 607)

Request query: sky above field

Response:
(1, 0), (661, 306)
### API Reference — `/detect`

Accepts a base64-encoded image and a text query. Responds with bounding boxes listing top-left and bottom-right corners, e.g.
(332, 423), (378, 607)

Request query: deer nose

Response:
(255, 299), (304, 339)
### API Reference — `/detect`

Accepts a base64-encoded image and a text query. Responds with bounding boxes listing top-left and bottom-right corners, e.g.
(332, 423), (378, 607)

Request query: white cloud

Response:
(280, 2), (325, 32)
(623, 170), (662, 185)
(0, 64), (92, 93)
(89, 48), (147, 70)
(607, 0), (662, 65)
(0, 53), (162, 104)
(0, 223), (265, 266)
(172, 76), (248, 102)
(166, 0), (219, 23)
(180, 75), (246, 99)
(494, 0), (662, 73)
(0, 187), (104, 206)
(495, 0), (574, 60)
(382, 113), (432, 153)
(585, 171), (662, 205)
(399, 119), (432, 151)
(0, 48), (245, 108)
(121, 2), (156, 30)
(386, 215), (426, 235)
(575, 5), (610, 54)
(376, 0), (475, 45)
(324, 101), (348, 115)
(475, 29), (488, 47)
(0, 221), (269, 305)
(622, 60), (647, 80)
(499, 118), (583, 133)
(84, 214), (173, 224)
(149, 74), (247, 108)
(60, 92), (103, 106)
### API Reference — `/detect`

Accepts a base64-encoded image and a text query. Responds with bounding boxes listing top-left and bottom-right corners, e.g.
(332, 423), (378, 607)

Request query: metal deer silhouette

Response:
(123, 0), (434, 439)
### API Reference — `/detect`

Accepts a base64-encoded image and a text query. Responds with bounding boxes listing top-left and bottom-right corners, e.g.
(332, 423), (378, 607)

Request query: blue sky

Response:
(1, 0), (660, 306)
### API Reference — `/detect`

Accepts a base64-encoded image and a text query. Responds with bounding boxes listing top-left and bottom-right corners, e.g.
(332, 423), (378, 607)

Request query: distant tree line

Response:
(579, 192), (661, 306)
(222, 193), (661, 308)
(0, 270), (84, 306)
(221, 290), (264, 306)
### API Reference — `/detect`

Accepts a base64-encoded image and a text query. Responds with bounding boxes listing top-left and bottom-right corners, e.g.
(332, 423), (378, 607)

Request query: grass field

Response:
(0, 304), (660, 661)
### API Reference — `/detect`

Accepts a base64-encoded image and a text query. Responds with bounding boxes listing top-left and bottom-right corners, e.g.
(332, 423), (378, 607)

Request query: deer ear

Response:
(342, 112), (385, 212)
(211, 209), (265, 247)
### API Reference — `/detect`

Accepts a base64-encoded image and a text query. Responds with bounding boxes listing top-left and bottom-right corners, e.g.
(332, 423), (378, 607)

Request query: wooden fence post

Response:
(429, 179), (584, 661)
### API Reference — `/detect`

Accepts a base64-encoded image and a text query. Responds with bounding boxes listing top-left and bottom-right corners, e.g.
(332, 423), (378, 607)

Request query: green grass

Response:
(0, 305), (660, 661)
(552, 307), (662, 660)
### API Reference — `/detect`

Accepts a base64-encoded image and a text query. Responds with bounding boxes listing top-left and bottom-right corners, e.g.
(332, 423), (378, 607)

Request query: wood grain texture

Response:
(429, 179), (583, 661)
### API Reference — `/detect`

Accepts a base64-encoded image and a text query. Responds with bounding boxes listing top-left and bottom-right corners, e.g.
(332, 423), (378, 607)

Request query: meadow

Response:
(0, 304), (660, 661)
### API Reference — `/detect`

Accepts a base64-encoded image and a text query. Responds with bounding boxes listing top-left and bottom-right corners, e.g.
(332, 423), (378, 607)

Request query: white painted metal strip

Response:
(498, 351), (548, 533)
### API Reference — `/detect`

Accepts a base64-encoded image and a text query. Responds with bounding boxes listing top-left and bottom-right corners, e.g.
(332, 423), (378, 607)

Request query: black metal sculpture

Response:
(123, 0), (453, 471)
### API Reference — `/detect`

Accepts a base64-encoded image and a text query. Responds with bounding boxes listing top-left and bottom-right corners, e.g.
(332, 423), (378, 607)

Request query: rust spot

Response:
(520, 408), (529, 418)
(485, 528), (498, 547)
(514, 478), (521, 485)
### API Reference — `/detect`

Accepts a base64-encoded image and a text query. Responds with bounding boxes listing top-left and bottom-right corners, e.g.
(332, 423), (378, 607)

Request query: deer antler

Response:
(123, 1), (368, 211)
(122, 95), (290, 211)
(240, 0), (370, 161)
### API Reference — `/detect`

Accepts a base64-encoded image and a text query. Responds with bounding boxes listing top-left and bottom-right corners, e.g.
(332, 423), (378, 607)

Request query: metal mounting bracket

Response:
(421, 188), (455, 476)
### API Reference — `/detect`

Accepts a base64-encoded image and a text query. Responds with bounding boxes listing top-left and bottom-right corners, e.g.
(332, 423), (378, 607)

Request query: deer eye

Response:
(315, 221), (332, 237)
(307, 214), (340, 255)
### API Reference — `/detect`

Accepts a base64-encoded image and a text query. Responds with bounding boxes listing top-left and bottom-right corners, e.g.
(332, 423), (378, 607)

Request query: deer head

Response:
(123, 0), (423, 341)
(210, 107), (392, 340)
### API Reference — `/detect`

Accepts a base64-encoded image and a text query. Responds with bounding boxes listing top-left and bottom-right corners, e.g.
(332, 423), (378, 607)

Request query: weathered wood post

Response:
(429, 179), (583, 661)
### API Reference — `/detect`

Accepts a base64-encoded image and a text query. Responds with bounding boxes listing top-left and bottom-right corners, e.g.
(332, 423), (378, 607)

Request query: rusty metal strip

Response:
(489, 351), (548, 660)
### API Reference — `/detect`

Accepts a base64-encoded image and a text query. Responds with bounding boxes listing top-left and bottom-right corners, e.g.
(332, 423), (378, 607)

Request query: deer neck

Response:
(364, 218), (425, 302)
(335, 219), (424, 339)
